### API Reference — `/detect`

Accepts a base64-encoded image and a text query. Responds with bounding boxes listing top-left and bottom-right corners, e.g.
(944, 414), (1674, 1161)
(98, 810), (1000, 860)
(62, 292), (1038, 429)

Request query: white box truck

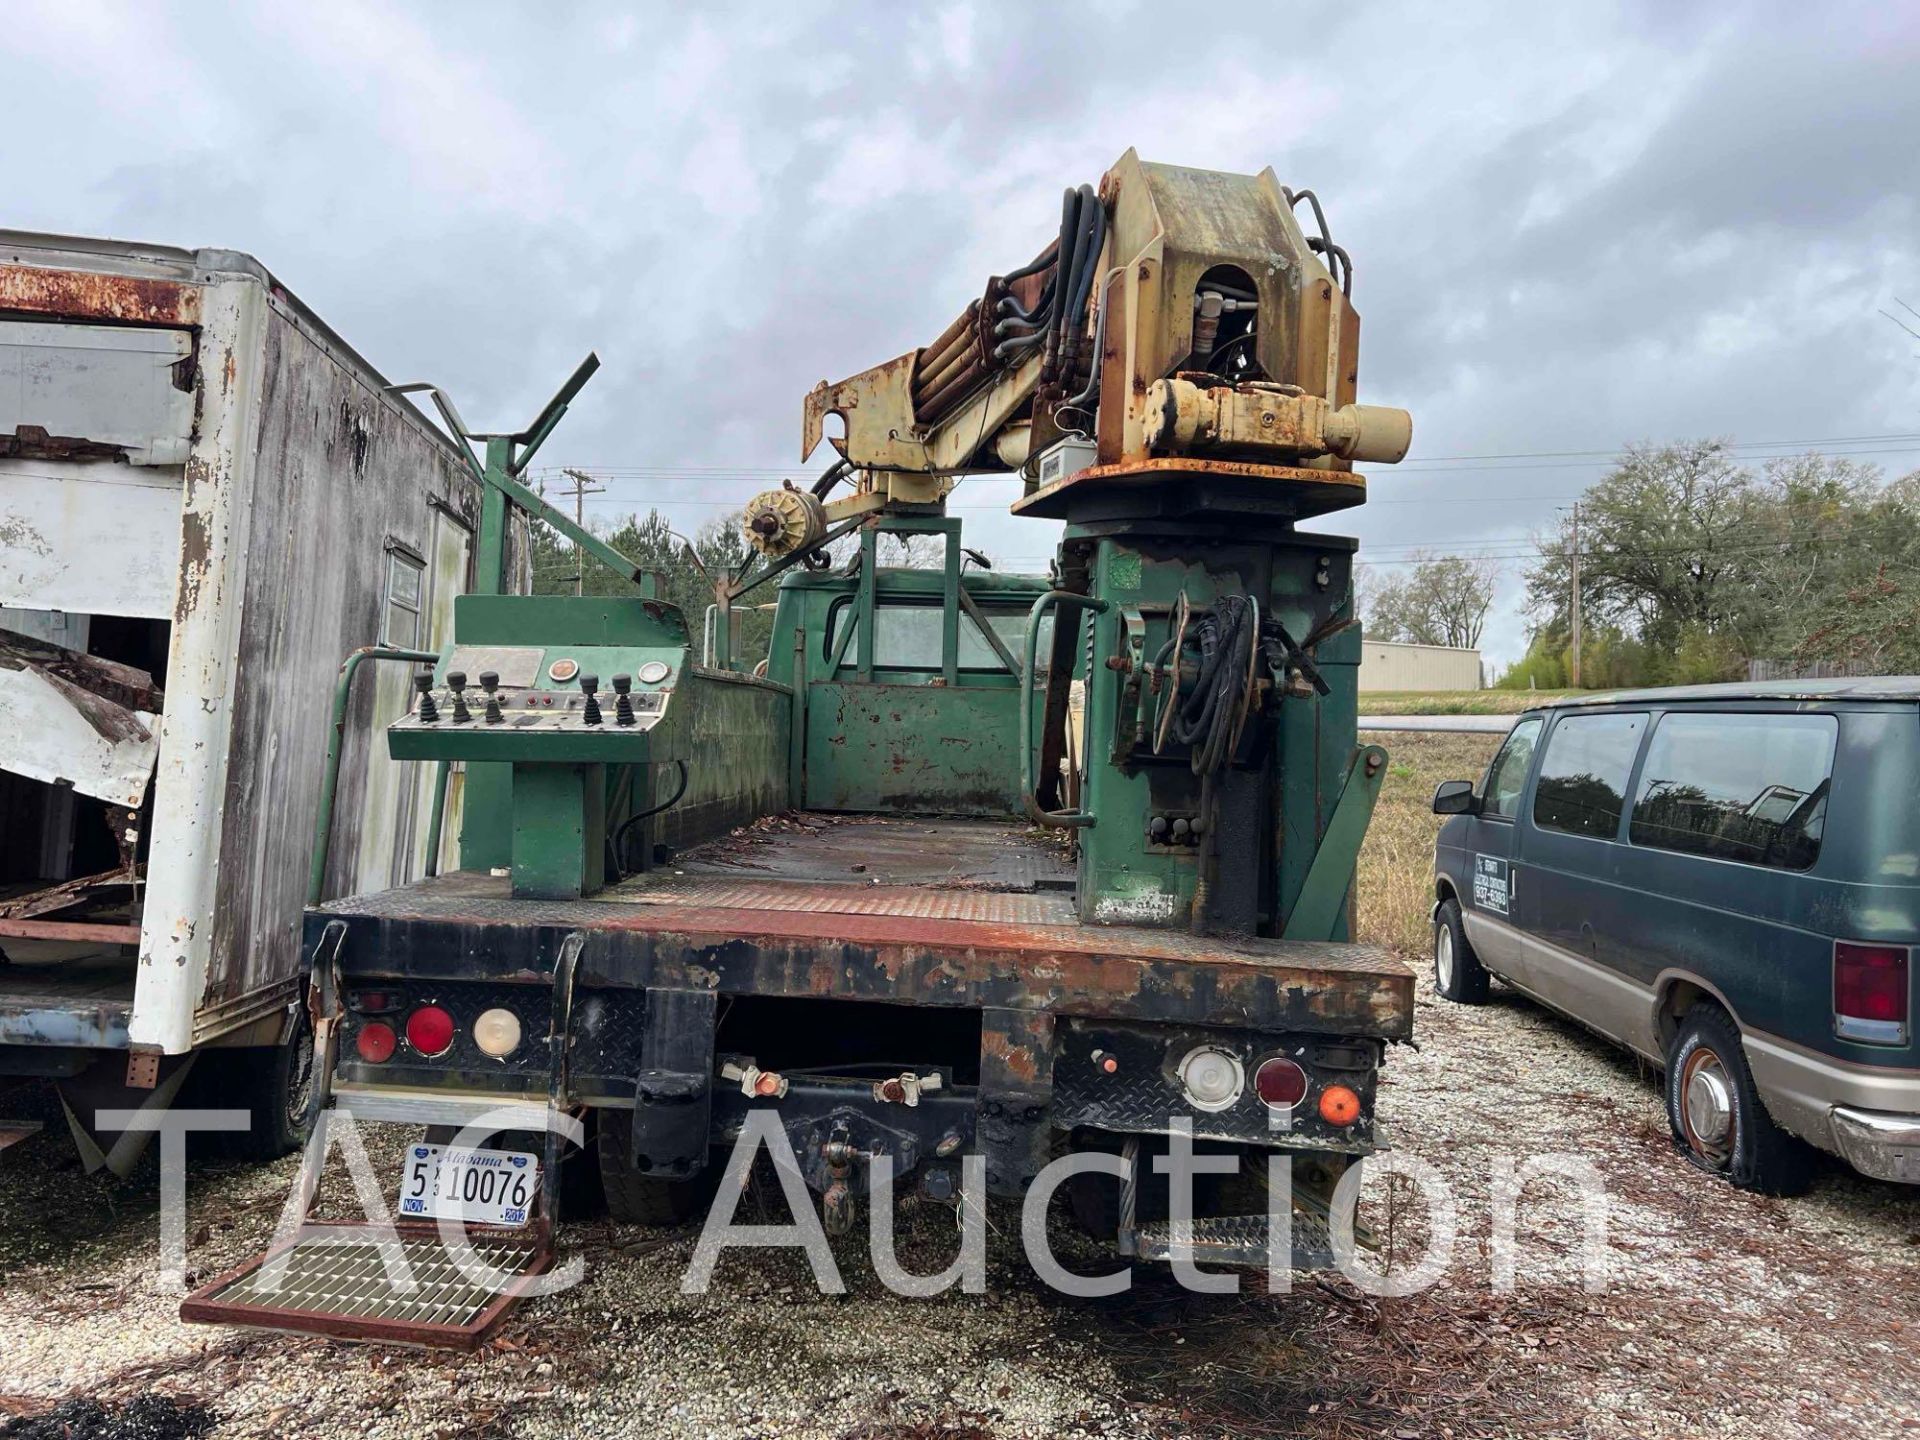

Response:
(0, 232), (520, 1166)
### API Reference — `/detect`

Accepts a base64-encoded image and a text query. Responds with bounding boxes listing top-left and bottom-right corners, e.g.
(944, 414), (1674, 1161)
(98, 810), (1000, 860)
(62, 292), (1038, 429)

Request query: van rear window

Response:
(1533, 713), (1647, 839)
(1628, 712), (1835, 871)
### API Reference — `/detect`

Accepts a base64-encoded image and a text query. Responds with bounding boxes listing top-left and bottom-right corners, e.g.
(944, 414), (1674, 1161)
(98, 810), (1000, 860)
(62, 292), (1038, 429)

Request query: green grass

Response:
(1356, 688), (1579, 716)
(1355, 729), (1505, 955)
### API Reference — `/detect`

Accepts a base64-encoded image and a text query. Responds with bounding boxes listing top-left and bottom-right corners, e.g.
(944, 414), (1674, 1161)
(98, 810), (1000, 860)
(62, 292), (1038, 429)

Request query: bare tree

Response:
(1363, 551), (1499, 649)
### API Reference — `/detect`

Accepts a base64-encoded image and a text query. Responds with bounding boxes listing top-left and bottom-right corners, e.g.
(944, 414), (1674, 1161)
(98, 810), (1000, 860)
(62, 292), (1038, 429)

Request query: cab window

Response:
(1533, 712), (1647, 840)
(1480, 716), (1542, 820)
(825, 598), (1049, 673)
(1627, 711), (1835, 871)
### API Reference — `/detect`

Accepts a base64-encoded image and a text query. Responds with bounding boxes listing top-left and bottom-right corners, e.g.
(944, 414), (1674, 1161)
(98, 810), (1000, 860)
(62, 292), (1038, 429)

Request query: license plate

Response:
(398, 1144), (538, 1228)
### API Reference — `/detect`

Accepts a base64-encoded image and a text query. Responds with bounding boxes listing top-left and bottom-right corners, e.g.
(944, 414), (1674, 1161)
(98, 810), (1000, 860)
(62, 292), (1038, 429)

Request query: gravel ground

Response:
(3, 984), (1917, 1438)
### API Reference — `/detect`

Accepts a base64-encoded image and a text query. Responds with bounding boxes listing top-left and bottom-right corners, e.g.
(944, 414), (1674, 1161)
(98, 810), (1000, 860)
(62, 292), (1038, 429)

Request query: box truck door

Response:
(0, 319), (193, 619)
(0, 319), (192, 807)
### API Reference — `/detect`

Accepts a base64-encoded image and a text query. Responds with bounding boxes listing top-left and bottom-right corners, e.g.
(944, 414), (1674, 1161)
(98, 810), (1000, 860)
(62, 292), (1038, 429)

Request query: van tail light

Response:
(1834, 942), (1910, 1045)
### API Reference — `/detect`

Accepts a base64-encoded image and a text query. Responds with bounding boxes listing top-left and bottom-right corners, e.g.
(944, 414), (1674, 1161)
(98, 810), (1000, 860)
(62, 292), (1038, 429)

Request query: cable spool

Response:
(742, 488), (827, 557)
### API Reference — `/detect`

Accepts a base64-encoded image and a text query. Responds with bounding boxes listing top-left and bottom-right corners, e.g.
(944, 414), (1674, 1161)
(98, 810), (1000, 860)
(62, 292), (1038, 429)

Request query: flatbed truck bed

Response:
(317, 816), (1412, 1046)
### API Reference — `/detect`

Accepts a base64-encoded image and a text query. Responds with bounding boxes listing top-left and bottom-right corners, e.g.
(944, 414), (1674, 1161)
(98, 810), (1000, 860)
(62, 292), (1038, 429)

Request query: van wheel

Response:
(1664, 1004), (1812, 1197)
(596, 1107), (717, 1225)
(1433, 898), (1489, 1004)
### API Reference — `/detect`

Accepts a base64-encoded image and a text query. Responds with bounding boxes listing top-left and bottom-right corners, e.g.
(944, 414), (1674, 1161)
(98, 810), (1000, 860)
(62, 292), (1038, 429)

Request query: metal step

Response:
(180, 1221), (551, 1350)
(1124, 1209), (1337, 1271)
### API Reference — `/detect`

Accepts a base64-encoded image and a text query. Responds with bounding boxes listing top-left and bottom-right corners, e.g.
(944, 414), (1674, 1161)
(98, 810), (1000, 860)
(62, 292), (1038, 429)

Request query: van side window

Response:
(1533, 712), (1646, 840)
(1628, 712), (1836, 871)
(1480, 717), (1542, 819)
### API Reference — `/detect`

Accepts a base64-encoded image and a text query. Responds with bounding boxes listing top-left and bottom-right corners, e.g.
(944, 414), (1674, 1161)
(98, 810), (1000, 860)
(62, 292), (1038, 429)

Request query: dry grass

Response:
(1355, 730), (1504, 955)
(1357, 689), (1574, 716)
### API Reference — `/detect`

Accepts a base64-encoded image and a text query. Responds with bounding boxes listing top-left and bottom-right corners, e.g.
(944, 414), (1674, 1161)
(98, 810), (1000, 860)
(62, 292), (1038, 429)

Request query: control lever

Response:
(611, 673), (635, 726)
(413, 672), (439, 724)
(446, 670), (472, 725)
(580, 673), (602, 726)
(478, 671), (504, 725)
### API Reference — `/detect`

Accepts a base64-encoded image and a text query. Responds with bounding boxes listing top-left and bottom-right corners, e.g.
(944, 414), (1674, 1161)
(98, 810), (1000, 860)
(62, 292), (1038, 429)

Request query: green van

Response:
(1431, 681), (1920, 1194)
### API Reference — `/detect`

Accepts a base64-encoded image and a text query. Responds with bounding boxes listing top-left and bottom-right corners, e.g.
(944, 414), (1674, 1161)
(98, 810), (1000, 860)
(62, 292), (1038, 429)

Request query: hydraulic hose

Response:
(1058, 188), (1108, 374)
(1042, 185), (1087, 380)
(613, 758), (690, 874)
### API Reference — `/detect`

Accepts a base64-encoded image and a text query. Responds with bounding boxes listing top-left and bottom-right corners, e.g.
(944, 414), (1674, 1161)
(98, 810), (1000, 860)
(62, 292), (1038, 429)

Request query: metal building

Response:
(1359, 639), (1482, 691)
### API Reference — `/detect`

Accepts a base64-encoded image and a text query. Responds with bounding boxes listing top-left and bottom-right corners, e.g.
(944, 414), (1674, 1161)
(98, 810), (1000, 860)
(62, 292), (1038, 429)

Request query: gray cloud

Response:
(7, 0), (1914, 661)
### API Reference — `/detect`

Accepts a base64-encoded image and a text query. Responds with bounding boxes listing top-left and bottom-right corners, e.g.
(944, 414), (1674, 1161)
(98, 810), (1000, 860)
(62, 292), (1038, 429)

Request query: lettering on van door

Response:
(1472, 854), (1510, 916)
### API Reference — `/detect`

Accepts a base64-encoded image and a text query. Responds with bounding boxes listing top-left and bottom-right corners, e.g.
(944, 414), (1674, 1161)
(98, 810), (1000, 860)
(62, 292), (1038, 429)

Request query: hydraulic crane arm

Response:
(750, 149), (1411, 560)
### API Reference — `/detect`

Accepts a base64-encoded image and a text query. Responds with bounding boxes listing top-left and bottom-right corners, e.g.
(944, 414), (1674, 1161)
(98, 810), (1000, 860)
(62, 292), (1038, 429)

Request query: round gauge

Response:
(547, 657), (579, 684)
(637, 660), (671, 685)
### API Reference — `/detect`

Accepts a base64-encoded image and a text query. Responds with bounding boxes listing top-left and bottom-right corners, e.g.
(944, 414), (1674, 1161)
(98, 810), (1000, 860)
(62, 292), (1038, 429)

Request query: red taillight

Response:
(405, 1005), (456, 1058)
(1253, 1057), (1309, 1109)
(355, 1021), (397, 1064)
(1835, 943), (1909, 1042)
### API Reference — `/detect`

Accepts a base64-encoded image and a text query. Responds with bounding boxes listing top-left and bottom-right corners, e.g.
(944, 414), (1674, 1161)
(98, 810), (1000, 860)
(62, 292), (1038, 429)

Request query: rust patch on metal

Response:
(981, 1008), (1054, 1087)
(1013, 455), (1365, 511)
(176, 468), (215, 623)
(0, 917), (141, 944)
(0, 425), (129, 463)
(0, 628), (162, 715)
(0, 265), (200, 326)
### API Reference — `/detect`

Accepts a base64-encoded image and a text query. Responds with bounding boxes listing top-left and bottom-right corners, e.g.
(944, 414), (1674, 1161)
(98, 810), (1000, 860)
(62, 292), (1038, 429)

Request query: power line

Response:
(526, 432), (1920, 482)
(554, 468), (606, 595)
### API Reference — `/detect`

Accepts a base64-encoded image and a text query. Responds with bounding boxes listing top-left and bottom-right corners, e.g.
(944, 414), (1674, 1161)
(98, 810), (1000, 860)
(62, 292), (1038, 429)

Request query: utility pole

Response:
(559, 468), (606, 595)
(1570, 501), (1583, 689)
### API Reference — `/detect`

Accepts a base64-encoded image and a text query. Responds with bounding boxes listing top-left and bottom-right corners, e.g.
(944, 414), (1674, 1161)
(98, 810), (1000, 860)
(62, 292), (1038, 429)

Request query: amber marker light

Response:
(1318, 1083), (1361, 1127)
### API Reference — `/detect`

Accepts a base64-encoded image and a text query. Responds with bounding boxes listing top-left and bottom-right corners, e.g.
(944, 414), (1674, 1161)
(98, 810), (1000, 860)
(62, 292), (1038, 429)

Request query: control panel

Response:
(390, 644), (679, 739)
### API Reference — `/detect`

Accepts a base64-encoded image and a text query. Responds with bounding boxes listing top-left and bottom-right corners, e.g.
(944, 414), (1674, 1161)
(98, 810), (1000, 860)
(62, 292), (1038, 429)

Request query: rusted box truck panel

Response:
(0, 233), (512, 1056)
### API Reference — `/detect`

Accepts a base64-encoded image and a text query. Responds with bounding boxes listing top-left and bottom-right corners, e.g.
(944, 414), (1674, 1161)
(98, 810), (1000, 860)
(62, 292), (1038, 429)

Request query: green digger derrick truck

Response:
(184, 150), (1416, 1347)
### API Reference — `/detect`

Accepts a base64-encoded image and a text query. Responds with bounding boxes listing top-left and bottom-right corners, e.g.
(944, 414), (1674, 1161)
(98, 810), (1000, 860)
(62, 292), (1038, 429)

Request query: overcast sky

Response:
(10, 1), (1916, 665)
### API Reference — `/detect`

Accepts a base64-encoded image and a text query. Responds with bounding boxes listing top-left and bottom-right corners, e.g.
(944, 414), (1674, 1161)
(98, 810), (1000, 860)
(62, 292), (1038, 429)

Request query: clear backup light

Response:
(1178, 1045), (1245, 1111)
(473, 1007), (524, 1058)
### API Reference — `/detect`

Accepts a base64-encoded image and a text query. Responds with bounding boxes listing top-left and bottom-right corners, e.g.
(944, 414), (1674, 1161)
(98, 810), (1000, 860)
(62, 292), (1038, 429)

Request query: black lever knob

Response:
(611, 673), (635, 727)
(445, 670), (471, 725)
(580, 673), (602, 727)
(413, 672), (439, 725)
(478, 670), (503, 725)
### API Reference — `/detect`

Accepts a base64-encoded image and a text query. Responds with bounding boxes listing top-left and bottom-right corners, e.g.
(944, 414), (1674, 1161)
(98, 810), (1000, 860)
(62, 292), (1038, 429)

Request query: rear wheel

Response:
(596, 1107), (717, 1225)
(1433, 897), (1489, 1004)
(1664, 1004), (1812, 1196)
(232, 1014), (320, 1160)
